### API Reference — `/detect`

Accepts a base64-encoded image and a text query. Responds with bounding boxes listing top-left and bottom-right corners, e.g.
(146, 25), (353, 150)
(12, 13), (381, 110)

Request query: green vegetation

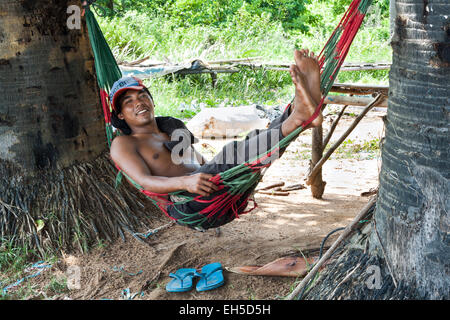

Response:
(292, 137), (380, 161)
(44, 277), (69, 296)
(95, 0), (391, 118)
(0, 237), (37, 274)
(94, 0), (318, 31)
(0, 237), (56, 300)
(326, 137), (381, 160)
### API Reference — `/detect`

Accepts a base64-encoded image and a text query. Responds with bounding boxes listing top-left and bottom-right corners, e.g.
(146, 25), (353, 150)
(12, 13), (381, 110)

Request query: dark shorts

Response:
(167, 106), (296, 230)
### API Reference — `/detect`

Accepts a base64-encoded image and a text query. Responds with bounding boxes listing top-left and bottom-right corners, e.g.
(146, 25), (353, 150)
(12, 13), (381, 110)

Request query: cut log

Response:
(330, 83), (389, 95)
(325, 94), (388, 107)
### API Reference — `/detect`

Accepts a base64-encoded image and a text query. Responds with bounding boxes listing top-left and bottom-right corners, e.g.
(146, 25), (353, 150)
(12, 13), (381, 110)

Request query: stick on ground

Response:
(257, 190), (290, 196)
(141, 242), (186, 292)
(280, 184), (306, 192)
(286, 196), (377, 300)
(255, 182), (285, 192)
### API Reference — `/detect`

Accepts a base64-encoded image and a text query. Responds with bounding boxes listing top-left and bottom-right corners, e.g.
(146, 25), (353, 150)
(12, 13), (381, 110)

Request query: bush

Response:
(96, 0), (391, 116)
(94, 0), (318, 32)
(322, 0), (389, 18)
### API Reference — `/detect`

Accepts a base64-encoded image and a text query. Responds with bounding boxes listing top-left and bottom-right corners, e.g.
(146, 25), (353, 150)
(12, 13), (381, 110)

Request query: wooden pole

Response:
(208, 57), (263, 64)
(324, 94), (388, 107)
(232, 65), (390, 73)
(306, 94), (383, 185)
(285, 196), (377, 300)
(330, 83), (389, 95)
(310, 125), (326, 199)
(176, 68), (239, 75)
(231, 62), (390, 72)
(322, 104), (349, 148)
(122, 55), (151, 66)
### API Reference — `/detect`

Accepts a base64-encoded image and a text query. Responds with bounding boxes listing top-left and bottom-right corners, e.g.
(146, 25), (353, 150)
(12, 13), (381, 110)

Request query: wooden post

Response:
(310, 124), (326, 199)
(210, 72), (217, 88)
(306, 94), (383, 186)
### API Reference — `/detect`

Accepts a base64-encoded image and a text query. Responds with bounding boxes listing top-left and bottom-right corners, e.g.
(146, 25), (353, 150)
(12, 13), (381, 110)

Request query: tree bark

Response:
(1, 0), (104, 170)
(371, 0), (450, 299)
(0, 0), (159, 254)
(302, 0), (449, 300)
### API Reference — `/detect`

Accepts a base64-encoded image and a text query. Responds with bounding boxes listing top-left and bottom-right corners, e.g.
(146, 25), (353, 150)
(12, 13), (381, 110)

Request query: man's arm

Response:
(110, 136), (218, 196)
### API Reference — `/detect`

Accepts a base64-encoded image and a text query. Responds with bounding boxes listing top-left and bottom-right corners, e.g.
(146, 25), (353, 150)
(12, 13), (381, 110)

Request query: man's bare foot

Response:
(294, 49), (322, 105)
(290, 63), (323, 128)
(281, 63), (322, 136)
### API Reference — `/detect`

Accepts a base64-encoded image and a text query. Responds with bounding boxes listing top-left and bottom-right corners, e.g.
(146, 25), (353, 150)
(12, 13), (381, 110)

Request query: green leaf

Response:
(35, 219), (45, 232)
(115, 171), (123, 189)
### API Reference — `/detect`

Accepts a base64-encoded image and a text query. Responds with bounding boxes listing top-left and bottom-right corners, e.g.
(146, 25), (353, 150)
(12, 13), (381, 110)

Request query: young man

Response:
(109, 49), (323, 230)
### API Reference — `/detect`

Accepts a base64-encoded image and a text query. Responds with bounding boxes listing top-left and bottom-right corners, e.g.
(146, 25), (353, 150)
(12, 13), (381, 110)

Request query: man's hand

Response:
(183, 173), (220, 197)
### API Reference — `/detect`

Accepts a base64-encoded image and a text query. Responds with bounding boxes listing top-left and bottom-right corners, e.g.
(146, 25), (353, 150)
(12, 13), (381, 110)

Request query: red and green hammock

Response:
(84, 0), (373, 227)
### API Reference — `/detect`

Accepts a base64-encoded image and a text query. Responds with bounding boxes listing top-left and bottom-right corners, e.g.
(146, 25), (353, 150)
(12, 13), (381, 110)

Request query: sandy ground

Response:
(11, 107), (386, 300)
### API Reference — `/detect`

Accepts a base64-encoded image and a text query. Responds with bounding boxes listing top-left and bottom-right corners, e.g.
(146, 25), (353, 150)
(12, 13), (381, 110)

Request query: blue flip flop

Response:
(196, 262), (225, 292)
(166, 268), (197, 292)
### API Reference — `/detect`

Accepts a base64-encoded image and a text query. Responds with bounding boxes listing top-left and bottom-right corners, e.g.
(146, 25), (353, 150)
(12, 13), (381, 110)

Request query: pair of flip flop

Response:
(166, 262), (224, 293)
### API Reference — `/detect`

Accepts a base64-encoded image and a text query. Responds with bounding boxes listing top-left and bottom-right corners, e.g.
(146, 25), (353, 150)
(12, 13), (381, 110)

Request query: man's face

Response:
(117, 89), (155, 126)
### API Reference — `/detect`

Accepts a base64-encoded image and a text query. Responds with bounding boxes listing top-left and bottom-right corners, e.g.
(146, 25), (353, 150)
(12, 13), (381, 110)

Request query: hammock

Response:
(84, 0), (373, 228)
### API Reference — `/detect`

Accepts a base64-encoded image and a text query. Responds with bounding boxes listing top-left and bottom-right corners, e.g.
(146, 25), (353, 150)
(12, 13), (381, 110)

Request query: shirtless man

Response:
(110, 49), (323, 228)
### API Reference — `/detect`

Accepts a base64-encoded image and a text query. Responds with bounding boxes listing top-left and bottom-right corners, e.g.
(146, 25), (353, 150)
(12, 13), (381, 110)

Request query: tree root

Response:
(297, 203), (430, 300)
(0, 153), (165, 256)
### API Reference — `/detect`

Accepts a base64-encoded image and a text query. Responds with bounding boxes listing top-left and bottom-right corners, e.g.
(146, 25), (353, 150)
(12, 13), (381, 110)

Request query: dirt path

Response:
(17, 109), (385, 300)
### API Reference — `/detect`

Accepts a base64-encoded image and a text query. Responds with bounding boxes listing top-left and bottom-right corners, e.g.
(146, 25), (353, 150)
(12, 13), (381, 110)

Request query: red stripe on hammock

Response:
(100, 89), (111, 124)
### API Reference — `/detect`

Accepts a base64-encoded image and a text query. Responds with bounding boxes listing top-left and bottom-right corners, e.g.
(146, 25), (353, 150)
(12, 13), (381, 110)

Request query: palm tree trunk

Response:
(0, 0), (159, 254)
(301, 0), (449, 299)
(1, 0), (104, 170)
(373, 0), (449, 299)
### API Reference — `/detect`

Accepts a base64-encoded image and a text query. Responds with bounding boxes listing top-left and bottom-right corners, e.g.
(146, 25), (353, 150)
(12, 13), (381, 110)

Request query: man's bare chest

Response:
(136, 133), (171, 162)
(135, 134), (198, 176)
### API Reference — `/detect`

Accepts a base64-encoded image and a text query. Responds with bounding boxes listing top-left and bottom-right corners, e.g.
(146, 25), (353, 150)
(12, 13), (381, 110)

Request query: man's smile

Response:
(136, 109), (149, 115)
(135, 105), (151, 116)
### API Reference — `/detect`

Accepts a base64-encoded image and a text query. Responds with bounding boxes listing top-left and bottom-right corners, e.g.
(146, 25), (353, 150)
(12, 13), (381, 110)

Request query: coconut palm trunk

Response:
(373, 0), (449, 299)
(0, 0), (156, 255)
(301, 0), (449, 299)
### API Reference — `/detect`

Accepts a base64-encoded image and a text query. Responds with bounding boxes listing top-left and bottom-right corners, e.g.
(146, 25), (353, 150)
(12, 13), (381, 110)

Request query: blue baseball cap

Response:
(110, 76), (146, 111)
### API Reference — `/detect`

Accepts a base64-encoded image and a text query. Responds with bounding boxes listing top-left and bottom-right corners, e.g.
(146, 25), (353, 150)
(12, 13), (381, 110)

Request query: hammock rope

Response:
(84, 0), (373, 228)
